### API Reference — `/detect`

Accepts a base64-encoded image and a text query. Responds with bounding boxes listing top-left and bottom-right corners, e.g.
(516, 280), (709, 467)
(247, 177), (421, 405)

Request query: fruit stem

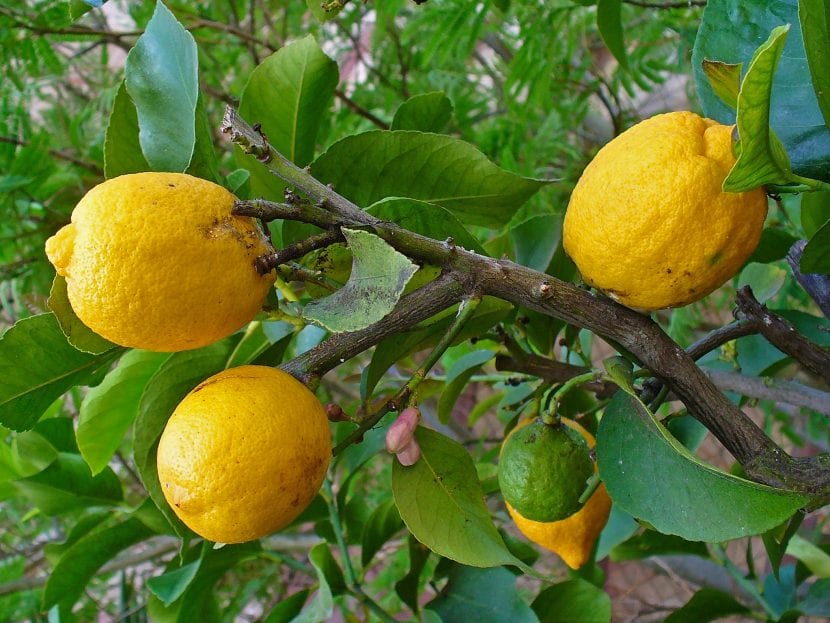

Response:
(331, 296), (481, 456)
(544, 371), (602, 425)
(788, 174), (830, 193)
(578, 472), (601, 504)
(273, 274), (300, 302)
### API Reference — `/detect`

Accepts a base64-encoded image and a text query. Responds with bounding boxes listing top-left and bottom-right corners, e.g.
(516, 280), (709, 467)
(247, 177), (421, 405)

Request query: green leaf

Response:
(437, 350), (495, 424)
(147, 559), (202, 606)
(42, 516), (155, 610)
(392, 428), (523, 568)
(263, 590), (310, 623)
(532, 578), (612, 623)
(609, 530), (709, 562)
(596, 0), (627, 70)
(762, 512), (804, 579)
(391, 92), (454, 132)
(737, 262), (787, 302)
(724, 25), (793, 192)
(395, 536), (431, 613)
(311, 131), (550, 228)
(786, 534), (830, 577)
(596, 393), (810, 542)
(747, 227), (800, 264)
(124, 0), (198, 172)
(701, 60), (742, 110)
(48, 275), (115, 354)
(77, 349), (169, 475)
(15, 452), (122, 515)
(663, 588), (751, 623)
(237, 35), (338, 200)
(427, 565), (537, 623)
(361, 498), (404, 567)
(303, 228), (419, 333)
(603, 355), (635, 395)
(133, 341), (233, 534)
(186, 93), (220, 183)
(0, 313), (121, 431)
(367, 197), (486, 255)
(800, 219), (830, 274)
(366, 297), (512, 398)
(103, 81), (149, 179)
(509, 214), (561, 272)
(694, 0), (830, 183)
(291, 542), (335, 623)
(799, 0), (830, 129)
(147, 542), (261, 622)
(801, 192), (830, 237)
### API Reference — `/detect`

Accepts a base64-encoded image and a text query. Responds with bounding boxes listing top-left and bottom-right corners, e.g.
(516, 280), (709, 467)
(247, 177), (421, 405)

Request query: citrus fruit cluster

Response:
(563, 111), (768, 311)
(45, 173), (331, 543)
(501, 418), (611, 569)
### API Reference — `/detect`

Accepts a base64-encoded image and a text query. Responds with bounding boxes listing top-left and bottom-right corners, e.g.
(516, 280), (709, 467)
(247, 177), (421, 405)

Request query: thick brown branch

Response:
(280, 272), (466, 383)
(494, 354), (617, 398)
(225, 106), (830, 500)
(705, 371), (830, 417)
(735, 286), (830, 385)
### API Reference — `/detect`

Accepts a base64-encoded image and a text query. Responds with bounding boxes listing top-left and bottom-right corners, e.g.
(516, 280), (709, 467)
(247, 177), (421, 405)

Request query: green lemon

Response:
(498, 418), (594, 522)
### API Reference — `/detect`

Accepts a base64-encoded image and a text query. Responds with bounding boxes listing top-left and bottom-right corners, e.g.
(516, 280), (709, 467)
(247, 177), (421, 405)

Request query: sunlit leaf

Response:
(125, 0), (198, 172)
(303, 229), (418, 333)
(393, 428), (524, 569)
(597, 393), (809, 542)
(0, 314), (121, 431)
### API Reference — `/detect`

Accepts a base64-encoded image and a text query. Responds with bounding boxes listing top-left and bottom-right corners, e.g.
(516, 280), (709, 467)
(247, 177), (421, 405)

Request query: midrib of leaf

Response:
(289, 48), (311, 163)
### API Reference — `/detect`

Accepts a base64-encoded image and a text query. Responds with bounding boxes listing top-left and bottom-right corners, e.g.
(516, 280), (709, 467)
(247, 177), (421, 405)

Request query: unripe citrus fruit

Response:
(563, 111), (768, 311)
(505, 418), (612, 569)
(498, 417), (593, 522)
(45, 172), (275, 352)
(156, 365), (331, 543)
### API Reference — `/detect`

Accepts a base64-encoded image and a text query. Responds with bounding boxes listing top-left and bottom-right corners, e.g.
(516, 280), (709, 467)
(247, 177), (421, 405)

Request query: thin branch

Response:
(735, 286), (830, 385)
(0, 136), (102, 175)
(334, 89), (390, 130)
(224, 106), (830, 501)
(494, 354), (617, 398)
(705, 371), (830, 417)
(256, 228), (345, 273)
(280, 272), (466, 384)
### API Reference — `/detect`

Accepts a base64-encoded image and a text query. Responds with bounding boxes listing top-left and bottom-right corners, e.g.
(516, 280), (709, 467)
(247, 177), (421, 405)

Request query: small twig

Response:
(735, 286), (830, 385)
(494, 353), (617, 398)
(705, 371), (830, 417)
(0, 136), (102, 175)
(331, 296), (482, 455)
(334, 89), (390, 130)
(640, 319), (759, 403)
(255, 229), (345, 274)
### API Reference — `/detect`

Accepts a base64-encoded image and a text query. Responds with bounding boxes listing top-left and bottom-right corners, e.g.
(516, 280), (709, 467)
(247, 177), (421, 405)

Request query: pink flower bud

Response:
(325, 403), (346, 422)
(395, 438), (421, 466)
(386, 406), (420, 454)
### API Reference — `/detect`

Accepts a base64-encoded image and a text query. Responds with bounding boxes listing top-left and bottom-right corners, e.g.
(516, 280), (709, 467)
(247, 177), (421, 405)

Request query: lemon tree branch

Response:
(224, 106), (830, 502)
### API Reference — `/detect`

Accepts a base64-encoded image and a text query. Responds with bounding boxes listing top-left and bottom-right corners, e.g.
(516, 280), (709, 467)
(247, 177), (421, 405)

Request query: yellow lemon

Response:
(45, 172), (275, 352)
(563, 111), (768, 311)
(504, 418), (612, 569)
(156, 365), (331, 543)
